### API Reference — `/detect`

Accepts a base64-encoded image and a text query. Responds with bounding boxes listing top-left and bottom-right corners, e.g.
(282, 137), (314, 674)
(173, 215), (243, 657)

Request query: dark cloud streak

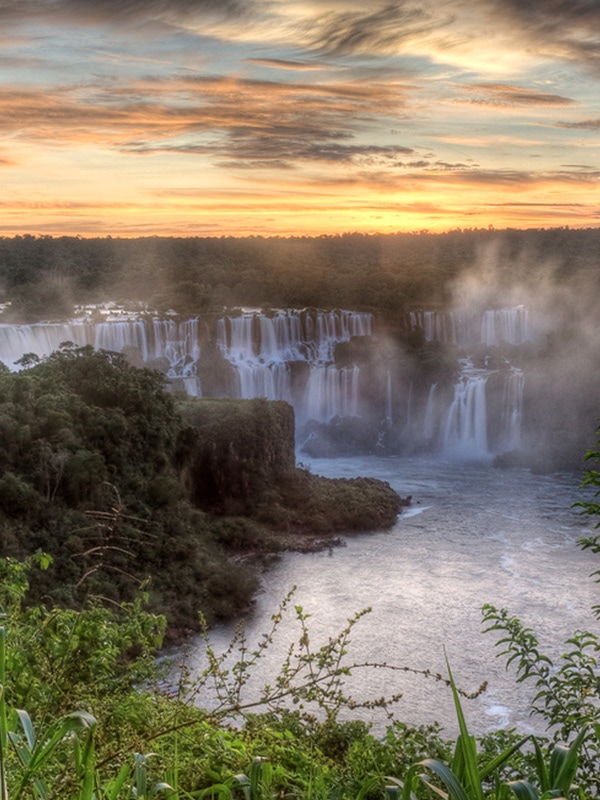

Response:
(461, 83), (576, 107)
(306, 2), (451, 56)
(484, 0), (600, 72)
(556, 118), (600, 130)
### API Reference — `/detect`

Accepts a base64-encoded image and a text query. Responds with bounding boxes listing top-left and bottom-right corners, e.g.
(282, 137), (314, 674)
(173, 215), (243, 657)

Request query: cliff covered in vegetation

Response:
(0, 346), (404, 632)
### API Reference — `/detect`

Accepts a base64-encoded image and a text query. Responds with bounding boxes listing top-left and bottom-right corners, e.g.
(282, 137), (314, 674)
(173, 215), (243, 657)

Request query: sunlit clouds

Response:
(0, 0), (599, 235)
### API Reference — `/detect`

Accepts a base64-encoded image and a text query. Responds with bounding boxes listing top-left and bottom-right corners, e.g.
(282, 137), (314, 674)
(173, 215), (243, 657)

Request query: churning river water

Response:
(182, 454), (598, 738)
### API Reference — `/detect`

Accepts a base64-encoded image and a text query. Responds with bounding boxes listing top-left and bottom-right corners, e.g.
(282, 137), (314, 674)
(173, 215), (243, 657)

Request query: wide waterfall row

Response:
(408, 305), (530, 347)
(0, 307), (528, 457)
(217, 310), (372, 365)
(0, 310), (371, 425)
(0, 318), (200, 373)
(215, 311), (371, 419)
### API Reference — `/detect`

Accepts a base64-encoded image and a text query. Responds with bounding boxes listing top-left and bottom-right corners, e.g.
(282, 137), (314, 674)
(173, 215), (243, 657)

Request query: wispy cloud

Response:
(0, 0), (599, 234)
(0, 73), (415, 168)
(305, 3), (450, 57)
(459, 83), (576, 107)
(556, 118), (600, 131)
(0, 0), (256, 24)
(480, 0), (600, 73)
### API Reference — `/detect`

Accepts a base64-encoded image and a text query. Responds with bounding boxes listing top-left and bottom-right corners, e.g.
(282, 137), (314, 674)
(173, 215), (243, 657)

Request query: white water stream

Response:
(182, 454), (598, 738)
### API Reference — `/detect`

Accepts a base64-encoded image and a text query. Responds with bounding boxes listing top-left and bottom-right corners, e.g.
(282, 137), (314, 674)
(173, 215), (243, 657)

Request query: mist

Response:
(0, 230), (598, 471)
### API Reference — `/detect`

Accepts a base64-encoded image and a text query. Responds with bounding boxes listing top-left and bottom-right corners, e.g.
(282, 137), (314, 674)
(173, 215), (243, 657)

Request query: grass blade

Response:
(503, 780), (538, 800)
(0, 627), (8, 800)
(445, 657), (484, 800)
(420, 758), (470, 800)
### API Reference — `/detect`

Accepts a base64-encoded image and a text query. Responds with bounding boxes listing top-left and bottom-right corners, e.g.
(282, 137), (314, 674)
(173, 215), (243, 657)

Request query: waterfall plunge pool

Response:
(178, 454), (598, 738)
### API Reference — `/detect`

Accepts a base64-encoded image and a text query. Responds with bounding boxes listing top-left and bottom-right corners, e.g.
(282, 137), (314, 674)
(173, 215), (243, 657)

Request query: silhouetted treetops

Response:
(0, 228), (598, 320)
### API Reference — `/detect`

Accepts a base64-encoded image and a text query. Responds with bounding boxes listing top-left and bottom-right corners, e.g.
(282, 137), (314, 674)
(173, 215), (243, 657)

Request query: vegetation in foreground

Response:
(0, 427), (599, 798)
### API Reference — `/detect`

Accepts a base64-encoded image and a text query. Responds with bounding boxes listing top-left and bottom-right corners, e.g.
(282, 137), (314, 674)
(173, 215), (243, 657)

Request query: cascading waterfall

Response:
(304, 365), (359, 422)
(501, 369), (524, 451)
(440, 370), (489, 458)
(0, 306), (529, 456)
(422, 383), (438, 441)
(408, 305), (530, 349)
(0, 321), (92, 366)
(216, 310), (371, 421)
(384, 371), (393, 427)
(480, 306), (529, 347)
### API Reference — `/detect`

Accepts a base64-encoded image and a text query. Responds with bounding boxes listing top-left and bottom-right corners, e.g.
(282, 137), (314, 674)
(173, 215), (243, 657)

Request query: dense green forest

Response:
(0, 228), (599, 320)
(0, 345), (404, 632)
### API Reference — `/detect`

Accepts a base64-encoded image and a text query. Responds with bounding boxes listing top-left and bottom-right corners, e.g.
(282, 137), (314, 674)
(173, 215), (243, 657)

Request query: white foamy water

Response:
(181, 455), (598, 737)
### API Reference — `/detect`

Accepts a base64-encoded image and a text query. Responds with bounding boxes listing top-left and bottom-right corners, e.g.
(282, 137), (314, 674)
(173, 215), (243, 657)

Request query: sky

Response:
(1, 0), (600, 237)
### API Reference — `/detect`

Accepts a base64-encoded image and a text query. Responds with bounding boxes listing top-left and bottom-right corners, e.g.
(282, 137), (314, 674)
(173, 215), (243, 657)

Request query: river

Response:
(180, 454), (598, 738)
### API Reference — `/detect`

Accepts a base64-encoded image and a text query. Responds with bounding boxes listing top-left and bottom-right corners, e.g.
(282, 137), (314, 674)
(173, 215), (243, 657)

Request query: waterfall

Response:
(95, 320), (149, 356)
(0, 307), (527, 453)
(0, 321), (91, 367)
(422, 383), (438, 441)
(216, 310), (371, 421)
(422, 311), (457, 343)
(384, 371), (393, 427)
(407, 305), (530, 348)
(234, 362), (292, 403)
(501, 369), (524, 451)
(481, 306), (529, 346)
(304, 366), (359, 423)
(440, 371), (489, 459)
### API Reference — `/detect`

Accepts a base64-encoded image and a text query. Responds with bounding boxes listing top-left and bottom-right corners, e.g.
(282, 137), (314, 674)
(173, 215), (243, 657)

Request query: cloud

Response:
(0, 0), (255, 24)
(487, 0), (600, 31)
(0, 72), (415, 170)
(459, 83), (576, 107)
(556, 118), (600, 131)
(304, 3), (452, 56)
(482, 0), (600, 72)
(244, 57), (327, 71)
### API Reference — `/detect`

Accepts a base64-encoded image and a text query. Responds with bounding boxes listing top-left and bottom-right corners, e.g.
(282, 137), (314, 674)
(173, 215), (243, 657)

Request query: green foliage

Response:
(0, 554), (594, 800)
(390, 659), (532, 800)
(504, 728), (588, 800)
(479, 421), (600, 796)
(0, 351), (272, 628)
(0, 555), (165, 717)
(3, 230), (600, 316)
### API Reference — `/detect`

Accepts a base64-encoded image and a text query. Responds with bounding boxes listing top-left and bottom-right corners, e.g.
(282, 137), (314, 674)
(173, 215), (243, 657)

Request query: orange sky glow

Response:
(1, 0), (599, 237)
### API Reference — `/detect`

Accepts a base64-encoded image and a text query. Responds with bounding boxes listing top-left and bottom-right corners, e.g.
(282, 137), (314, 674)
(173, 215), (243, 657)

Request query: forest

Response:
(0, 229), (599, 797)
(0, 346), (404, 632)
(0, 228), (599, 320)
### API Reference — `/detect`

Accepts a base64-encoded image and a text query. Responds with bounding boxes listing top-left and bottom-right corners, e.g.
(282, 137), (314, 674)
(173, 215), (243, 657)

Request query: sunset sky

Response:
(1, 0), (600, 237)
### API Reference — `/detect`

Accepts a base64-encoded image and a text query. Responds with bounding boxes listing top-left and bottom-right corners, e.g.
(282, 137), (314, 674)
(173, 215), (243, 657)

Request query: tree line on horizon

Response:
(0, 227), (598, 321)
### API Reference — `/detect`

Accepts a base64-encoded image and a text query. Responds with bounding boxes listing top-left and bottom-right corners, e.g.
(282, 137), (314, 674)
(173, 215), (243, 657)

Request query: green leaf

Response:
(444, 658), (483, 800)
(102, 763), (133, 800)
(419, 758), (470, 800)
(15, 709), (36, 750)
(548, 726), (587, 793)
(504, 780), (539, 800)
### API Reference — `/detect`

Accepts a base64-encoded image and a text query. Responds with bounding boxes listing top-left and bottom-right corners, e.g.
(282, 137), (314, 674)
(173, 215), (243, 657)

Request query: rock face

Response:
(180, 398), (296, 514)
